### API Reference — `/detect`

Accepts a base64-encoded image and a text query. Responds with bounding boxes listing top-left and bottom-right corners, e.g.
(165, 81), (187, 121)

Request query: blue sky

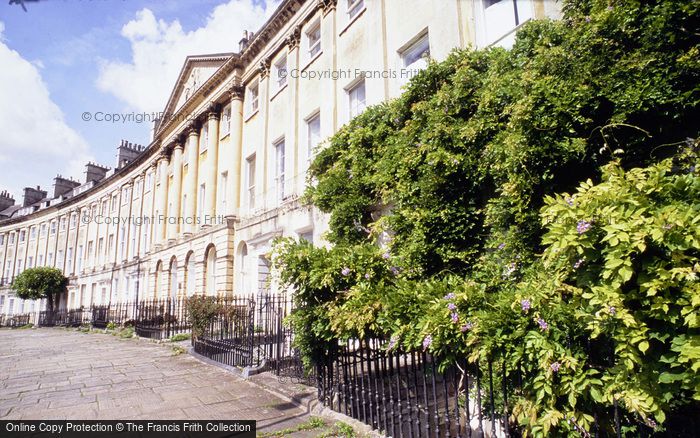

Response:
(0, 0), (275, 201)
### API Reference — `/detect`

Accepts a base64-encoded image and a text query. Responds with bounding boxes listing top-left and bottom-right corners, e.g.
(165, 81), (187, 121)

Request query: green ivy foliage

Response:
(274, 0), (700, 434)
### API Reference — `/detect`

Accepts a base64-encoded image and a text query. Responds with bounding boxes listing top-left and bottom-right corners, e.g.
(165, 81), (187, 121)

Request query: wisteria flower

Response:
(573, 258), (585, 269)
(382, 251), (391, 260)
(521, 299), (531, 312)
(390, 266), (400, 276)
(387, 335), (399, 351)
(565, 197), (575, 206)
(450, 312), (459, 323)
(584, 16), (591, 22)
(608, 306), (616, 316)
(497, 242), (506, 250)
(447, 302), (457, 311)
(503, 262), (517, 278)
(550, 362), (561, 372)
(341, 267), (351, 276)
(606, 5), (613, 11)
(422, 335), (433, 351)
(576, 220), (592, 234)
(444, 292), (455, 300)
(537, 318), (549, 331)
(364, 273), (371, 280)
(662, 223), (673, 230)
(460, 322), (473, 332)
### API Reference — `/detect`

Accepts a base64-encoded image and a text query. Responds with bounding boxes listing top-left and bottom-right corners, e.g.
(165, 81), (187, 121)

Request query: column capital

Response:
(318, 0), (337, 16)
(158, 150), (170, 163)
(285, 25), (301, 50)
(259, 57), (271, 79)
(206, 102), (221, 120)
(228, 80), (244, 101)
(185, 120), (201, 137)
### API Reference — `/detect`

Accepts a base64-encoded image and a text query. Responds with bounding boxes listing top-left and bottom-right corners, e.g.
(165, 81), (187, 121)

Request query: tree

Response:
(11, 267), (68, 312)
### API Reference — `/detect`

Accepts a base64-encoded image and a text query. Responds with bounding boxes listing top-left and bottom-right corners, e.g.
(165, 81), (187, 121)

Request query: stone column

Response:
(184, 123), (200, 235)
(227, 81), (244, 217)
(157, 152), (169, 244)
(169, 141), (184, 240)
(204, 104), (220, 226)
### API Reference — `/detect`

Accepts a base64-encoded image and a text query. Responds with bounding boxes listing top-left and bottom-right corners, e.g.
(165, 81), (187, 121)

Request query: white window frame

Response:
(219, 171), (228, 212)
(220, 104), (231, 138)
(247, 81), (259, 115)
(306, 20), (322, 60)
(305, 112), (321, 165)
(200, 124), (209, 153)
(347, 0), (365, 20)
(274, 55), (288, 91)
(273, 138), (286, 201)
(246, 154), (256, 209)
(347, 79), (366, 119)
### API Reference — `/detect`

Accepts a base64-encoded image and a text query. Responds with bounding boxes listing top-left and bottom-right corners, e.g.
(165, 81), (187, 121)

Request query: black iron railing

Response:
(0, 313), (31, 327)
(133, 297), (190, 339)
(192, 293), (295, 371)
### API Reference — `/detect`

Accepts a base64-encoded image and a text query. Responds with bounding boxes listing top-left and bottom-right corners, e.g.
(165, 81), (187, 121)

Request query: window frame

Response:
(347, 79), (367, 119)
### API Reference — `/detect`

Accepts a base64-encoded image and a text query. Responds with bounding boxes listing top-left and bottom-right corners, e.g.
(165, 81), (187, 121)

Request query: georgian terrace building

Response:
(0, 0), (560, 315)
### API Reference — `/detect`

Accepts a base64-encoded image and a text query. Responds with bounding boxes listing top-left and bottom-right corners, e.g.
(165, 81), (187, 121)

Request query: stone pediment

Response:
(161, 53), (234, 118)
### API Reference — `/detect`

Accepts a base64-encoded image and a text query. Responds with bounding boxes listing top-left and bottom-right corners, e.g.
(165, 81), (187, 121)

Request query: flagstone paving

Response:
(0, 328), (318, 435)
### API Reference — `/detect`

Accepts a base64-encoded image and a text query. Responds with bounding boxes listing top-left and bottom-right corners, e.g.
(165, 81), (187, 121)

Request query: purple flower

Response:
(550, 362), (561, 372)
(521, 299), (531, 312)
(606, 5), (613, 11)
(387, 335), (398, 351)
(608, 306), (616, 316)
(422, 335), (433, 351)
(364, 273), (371, 280)
(452, 159), (459, 165)
(565, 197), (574, 206)
(444, 292), (455, 300)
(460, 322), (473, 332)
(503, 262), (517, 278)
(584, 16), (591, 23)
(450, 312), (459, 323)
(497, 243), (506, 250)
(537, 318), (549, 331)
(382, 251), (391, 260)
(663, 223), (673, 230)
(447, 302), (457, 311)
(341, 267), (351, 276)
(573, 258), (585, 269)
(577, 220), (592, 234)
(390, 266), (400, 276)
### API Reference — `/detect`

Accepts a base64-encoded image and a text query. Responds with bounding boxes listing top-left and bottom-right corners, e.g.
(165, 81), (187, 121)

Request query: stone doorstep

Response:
(186, 346), (380, 437)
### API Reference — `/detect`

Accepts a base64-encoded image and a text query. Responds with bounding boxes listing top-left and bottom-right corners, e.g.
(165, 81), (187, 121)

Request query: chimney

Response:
(53, 175), (81, 198)
(239, 30), (251, 52)
(23, 186), (47, 207)
(85, 162), (109, 184)
(0, 190), (15, 211)
(116, 139), (146, 169)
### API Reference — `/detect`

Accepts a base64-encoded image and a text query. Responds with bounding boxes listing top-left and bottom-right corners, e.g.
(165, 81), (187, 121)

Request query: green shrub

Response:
(273, 0), (700, 434)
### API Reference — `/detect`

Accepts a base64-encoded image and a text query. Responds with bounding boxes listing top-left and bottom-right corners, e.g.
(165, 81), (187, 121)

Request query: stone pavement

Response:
(0, 328), (321, 435)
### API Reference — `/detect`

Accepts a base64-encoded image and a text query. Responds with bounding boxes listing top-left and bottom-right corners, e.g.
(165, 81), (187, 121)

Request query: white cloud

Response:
(97, 0), (279, 113)
(0, 21), (92, 202)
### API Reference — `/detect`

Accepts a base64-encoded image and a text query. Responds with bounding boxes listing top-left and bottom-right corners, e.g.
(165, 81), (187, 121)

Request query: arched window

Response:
(185, 251), (196, 297)
(169, 257), (178, 299)
(205, 246), (217, 296)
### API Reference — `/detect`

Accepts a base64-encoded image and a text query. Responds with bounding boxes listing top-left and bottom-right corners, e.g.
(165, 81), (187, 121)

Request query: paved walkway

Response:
(0, 328), (317, 434)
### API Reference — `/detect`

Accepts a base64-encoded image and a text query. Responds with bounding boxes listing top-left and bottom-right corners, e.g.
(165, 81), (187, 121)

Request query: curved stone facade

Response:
(0, 0), (561, 314)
